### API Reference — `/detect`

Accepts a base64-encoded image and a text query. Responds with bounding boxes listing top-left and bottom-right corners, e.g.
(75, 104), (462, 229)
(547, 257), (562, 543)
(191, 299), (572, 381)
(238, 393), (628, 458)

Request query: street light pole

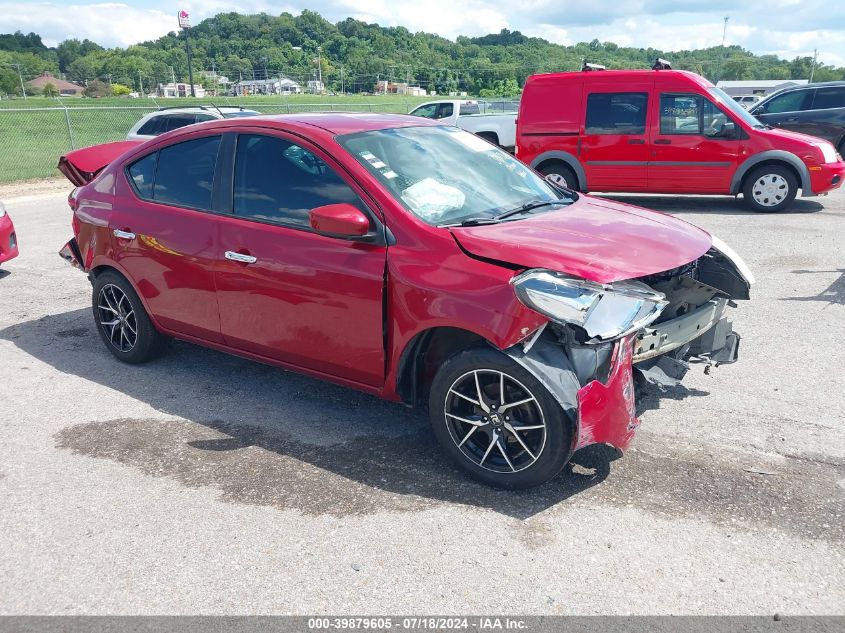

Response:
(317, 46), (322, 94)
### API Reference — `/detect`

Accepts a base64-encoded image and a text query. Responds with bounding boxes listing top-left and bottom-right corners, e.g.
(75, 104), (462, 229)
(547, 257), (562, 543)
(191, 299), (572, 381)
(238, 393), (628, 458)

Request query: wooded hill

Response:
(2, 10), (843, 97)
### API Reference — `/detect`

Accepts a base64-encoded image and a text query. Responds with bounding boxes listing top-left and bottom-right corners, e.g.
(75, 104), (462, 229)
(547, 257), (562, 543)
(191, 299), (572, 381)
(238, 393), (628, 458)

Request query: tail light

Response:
(68, 187), (79, 211)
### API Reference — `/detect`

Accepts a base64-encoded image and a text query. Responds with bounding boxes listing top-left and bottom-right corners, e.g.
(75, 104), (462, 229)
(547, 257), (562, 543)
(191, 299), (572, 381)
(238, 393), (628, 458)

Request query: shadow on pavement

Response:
(784, 269), (845, 306)
(599, 194), (825, 216)
(2, 308), (622, 520)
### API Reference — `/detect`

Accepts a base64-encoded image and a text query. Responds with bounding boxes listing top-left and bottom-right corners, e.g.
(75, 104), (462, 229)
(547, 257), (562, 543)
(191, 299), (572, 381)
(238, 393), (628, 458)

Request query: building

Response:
(716, 79), (809, 97)
(26, 73), (83, 97)
(374, 81), (424, 96)
(233, 77), (301, 96)
(306, 79), (325, 94)
(157, 82), (206, 98)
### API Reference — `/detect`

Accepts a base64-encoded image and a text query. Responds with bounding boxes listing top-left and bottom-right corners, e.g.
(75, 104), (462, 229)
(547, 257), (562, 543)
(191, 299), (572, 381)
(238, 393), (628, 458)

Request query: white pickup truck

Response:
(408, 100), (517, 151)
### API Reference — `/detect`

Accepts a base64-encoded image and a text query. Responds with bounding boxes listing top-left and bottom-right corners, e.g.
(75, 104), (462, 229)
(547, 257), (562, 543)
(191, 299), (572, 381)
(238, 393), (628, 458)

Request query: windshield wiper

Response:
(495, 199), (569, 221)
(440, 217), (502, 227)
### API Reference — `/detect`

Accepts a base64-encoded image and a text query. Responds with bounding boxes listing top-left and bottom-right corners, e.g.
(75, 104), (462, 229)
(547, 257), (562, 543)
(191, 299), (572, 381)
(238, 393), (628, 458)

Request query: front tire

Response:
(742, 165), (798, 212)
(92, 270), (166, 364)
(538, 162), (579, 191)
(428, 347), (574, 489)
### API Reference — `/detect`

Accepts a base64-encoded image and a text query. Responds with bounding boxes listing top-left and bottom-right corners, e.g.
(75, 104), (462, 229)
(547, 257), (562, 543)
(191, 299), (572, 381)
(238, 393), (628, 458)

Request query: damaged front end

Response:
(506, 236), (752, 453)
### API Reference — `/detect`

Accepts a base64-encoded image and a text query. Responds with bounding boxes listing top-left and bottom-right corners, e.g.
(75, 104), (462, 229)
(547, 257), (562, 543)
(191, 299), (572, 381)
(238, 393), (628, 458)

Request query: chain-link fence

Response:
(0, 101), (425, 183)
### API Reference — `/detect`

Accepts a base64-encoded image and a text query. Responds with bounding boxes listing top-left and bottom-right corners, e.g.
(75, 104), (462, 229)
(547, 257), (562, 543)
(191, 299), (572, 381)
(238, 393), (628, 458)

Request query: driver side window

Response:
(659, 94), (735, 138)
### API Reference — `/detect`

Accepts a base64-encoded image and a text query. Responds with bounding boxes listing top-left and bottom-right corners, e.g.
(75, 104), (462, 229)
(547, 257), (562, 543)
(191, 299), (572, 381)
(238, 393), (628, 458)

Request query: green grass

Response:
(0, 94), (435, 182)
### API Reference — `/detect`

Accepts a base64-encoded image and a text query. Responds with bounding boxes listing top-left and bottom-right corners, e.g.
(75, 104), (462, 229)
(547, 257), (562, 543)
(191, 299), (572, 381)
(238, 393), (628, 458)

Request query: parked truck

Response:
(409, 100), (517, 151)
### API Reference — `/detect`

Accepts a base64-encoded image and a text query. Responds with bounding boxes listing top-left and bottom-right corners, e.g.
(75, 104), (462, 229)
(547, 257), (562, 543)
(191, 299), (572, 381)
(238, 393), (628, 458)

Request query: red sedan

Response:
(58, 113), (752, 488)
(0, 200), (19, 267)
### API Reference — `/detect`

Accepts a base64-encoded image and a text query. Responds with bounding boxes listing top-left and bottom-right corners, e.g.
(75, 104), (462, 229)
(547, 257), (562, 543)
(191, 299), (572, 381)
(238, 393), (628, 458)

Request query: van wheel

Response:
(428, 347), (573, 489)
(539, 162), (578, 191)
(92, 270), (167, 364)
(742, 165), (798, 212)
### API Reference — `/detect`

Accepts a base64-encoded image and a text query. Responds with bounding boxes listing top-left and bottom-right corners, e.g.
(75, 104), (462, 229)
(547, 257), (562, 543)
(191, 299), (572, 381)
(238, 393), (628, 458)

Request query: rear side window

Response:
(163, 114), (200, 132)
(811, 88), (845, 110)
(233, 134), (362, 228)
(137, 116), (167, 136)
(585, 93), (648, 134)
(128, 153), (157, 198)
(153, 136), (221, 210)
(459, 103), (480, 115)
(764, 90), (811, 114)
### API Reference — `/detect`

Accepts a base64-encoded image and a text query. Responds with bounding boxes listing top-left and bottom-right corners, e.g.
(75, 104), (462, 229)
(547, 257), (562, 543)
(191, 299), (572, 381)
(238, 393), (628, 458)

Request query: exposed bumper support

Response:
(633, 298), (728, 363)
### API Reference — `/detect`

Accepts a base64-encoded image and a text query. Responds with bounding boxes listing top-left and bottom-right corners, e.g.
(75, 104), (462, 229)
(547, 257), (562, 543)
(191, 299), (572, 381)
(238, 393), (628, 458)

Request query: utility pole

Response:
(170, 66), (176, 93)
(11, 63), (26, 100)
(809, 49), (818, 83)
(714, 16), (729, 83)
(138, 70), (144, 97)
(317, 46), (322, 94)
(178, 10), (195, 97)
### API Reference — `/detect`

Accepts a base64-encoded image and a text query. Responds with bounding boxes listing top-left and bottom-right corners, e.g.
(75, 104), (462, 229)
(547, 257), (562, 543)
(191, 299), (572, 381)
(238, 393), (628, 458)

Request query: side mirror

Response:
(309, 203), (371, 238)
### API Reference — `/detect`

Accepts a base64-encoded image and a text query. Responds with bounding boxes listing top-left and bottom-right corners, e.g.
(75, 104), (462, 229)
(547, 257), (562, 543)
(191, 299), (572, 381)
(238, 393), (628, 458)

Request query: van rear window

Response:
(585, 93), (648, 135)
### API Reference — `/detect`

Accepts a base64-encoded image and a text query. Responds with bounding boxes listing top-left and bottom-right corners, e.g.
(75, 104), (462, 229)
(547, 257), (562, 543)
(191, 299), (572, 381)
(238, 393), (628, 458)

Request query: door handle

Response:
(225, 251), (257, 264)
(654, 139), (672, 145)
(784, 117), (799, 122)
(627, 139), (645, 145)
(113, 229), (136, 239)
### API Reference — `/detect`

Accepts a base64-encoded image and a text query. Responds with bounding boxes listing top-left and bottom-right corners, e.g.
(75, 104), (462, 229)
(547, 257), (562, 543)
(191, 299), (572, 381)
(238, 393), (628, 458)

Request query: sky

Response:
(2, 0), (844, 67)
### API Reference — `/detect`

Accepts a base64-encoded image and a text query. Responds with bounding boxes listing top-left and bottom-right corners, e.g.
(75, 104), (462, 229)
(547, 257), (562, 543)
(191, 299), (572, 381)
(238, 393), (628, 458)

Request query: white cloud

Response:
(0, 2), (174, 47)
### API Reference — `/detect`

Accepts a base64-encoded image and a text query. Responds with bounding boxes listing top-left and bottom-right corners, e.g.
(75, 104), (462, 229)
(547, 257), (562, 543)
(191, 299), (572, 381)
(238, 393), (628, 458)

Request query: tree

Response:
(83, 79), (110, 98)
(111, 83), (131, 96)
(41, 81), (59, 97)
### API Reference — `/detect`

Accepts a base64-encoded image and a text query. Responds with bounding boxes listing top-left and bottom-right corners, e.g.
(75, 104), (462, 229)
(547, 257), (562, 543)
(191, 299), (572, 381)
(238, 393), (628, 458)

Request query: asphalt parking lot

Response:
(0, 183), (843, 614)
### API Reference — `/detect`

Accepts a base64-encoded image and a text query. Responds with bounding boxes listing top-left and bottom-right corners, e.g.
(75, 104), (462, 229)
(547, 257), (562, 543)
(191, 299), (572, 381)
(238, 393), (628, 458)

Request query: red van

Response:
(517, 63), (845, 212)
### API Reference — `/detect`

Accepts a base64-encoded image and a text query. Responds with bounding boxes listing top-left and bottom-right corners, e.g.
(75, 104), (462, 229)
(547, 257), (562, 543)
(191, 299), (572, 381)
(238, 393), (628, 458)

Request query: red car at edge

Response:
(58, 113), (752, 488)
(0, 200), (19, 268)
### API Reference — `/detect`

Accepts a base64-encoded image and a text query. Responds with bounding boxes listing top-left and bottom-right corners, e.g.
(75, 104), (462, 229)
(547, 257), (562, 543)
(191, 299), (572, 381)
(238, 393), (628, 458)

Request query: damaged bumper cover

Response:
(505, 333), (640, 454)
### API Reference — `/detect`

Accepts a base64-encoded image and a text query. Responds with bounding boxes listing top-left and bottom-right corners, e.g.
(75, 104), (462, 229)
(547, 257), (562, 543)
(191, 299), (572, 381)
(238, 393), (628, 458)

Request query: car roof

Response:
(528, 69), (713, 89)
(146, 106), (257, 115)
(185, 112), (443, 135)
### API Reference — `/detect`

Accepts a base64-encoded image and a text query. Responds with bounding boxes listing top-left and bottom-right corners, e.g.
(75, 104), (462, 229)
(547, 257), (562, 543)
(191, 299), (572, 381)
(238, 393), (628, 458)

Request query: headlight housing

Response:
(817, 142), (838, 164)
(512, 270), (668, 342)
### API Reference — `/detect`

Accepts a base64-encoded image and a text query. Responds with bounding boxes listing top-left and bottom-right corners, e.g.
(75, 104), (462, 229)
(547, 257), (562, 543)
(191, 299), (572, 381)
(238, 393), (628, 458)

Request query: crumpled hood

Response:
(450, 196), (713, 284)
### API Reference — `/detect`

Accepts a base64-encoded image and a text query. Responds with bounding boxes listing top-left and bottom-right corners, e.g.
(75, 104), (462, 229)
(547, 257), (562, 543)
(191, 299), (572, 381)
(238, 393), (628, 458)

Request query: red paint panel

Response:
(575, 335), (639, 451)
(0, 213), (18, 264)
(215, 215), (387, 387)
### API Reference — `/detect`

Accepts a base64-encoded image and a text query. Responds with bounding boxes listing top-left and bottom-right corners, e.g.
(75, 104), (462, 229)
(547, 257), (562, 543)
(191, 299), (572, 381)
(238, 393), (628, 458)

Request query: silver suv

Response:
(126, 106), (260, 140)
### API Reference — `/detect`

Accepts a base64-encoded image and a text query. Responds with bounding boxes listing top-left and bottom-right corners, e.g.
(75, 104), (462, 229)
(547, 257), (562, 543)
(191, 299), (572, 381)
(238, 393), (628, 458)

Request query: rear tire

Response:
(428, 346), (574, 489)
(538, 162), (579, 191)
(742, 165), (798, 212)
(92, 270), (167, 364)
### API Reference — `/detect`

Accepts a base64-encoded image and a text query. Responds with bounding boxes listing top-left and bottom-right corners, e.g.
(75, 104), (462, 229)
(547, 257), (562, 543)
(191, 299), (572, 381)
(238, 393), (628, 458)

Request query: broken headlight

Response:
(512, 269), (668, 342)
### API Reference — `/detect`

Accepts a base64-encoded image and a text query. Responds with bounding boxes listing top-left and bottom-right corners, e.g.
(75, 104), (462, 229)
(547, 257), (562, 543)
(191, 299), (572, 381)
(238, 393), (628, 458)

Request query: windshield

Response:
(707, 87), (762, 127)
(337, 126), (564, 226)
